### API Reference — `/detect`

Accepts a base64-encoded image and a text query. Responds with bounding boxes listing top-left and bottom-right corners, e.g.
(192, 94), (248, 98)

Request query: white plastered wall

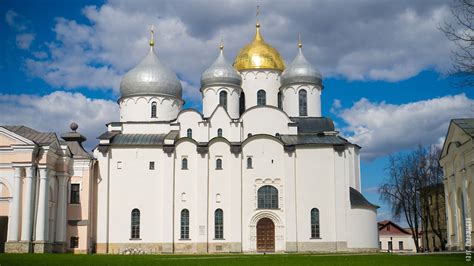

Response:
(202, 86), (241, 119)
(240, 70), (281, 109)
(281, 84), (322, 117)
(119, 96), (183, 122)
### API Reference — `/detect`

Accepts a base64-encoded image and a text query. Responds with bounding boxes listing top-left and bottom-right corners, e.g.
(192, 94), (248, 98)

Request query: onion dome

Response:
(119, 30), (182, 99)
(201, 44), (242, 88)
(281, 40), (322, 87)
(233, 23), (285, 71)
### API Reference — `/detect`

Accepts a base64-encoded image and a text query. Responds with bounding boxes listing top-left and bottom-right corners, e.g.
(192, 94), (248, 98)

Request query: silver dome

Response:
(120, 47), (183, 99)
(201, 48), (242, 88)
(281, 48), (322, 87)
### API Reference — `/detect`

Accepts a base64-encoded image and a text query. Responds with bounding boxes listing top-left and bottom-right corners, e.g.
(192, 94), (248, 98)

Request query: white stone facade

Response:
(93, 67), (378, 254)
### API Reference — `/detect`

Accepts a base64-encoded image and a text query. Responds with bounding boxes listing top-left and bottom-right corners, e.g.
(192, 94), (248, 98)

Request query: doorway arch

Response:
(256, 218), (275, 252)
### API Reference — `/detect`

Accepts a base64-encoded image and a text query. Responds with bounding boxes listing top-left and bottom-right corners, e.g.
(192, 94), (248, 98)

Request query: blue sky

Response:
(1, 0), (473, 224)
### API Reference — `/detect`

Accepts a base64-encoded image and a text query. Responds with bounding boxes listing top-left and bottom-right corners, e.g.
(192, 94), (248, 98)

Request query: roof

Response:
(350, 187), (379, 209)
(378, 220), (412, 235)
(290, 117), (335, 133)
(453, 118), (474, 137)
(3, 125), (57, 145)
(111, 134), (167, 145)
(280, 134), (348, 146)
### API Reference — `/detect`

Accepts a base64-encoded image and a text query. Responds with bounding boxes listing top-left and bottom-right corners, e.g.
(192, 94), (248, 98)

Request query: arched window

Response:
(257, 185), (278, 209)
(131, 209), (140, 239)
(214, 209), (224, 239)
(219, 91), (228, 110)
(216, 159), (223, 170)
(239, 92), (246, 115)
(217, 128), (223, 137)
(187, 128), (192, 138)
(151, 102), (157, 118)
(277, 91), (282, 110)
(247, 157), (253, 169)
(182, 158), (188, 170)
(299, 90), (307, 116)
(257, 90), (266, 106)
(181, 209), (190, 239)
(311, 208), (320, 238)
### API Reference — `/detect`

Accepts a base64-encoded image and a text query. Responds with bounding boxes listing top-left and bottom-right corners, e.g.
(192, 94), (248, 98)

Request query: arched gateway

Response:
(256, 218), (275, 252)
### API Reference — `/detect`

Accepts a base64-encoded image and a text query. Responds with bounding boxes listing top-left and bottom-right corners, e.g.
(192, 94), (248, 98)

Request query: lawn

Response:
(0, 253), (467, 265)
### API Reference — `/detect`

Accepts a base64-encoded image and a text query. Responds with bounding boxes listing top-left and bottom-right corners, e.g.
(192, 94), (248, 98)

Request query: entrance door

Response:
(0, 217), (8, 253)
(257, 218), (275, 252)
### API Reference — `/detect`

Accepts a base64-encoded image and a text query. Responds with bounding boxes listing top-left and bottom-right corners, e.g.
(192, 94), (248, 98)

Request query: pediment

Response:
(0, 127), (35, 146)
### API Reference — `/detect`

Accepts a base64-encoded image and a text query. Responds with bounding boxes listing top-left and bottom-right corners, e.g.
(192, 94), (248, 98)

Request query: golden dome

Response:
(233, 23), (285, 71)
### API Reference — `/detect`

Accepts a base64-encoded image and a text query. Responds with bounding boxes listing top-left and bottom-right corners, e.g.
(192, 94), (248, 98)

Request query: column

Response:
(463, 177), (471, 249)
(20, 166), (36, 242)
(444, 181), (452, 248)
(35, 168), (50, 242)
(55, 173), (68, 243)
(8, 167), (22, 242)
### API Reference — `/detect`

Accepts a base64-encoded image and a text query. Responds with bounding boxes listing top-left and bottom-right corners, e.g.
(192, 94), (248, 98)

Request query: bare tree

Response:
(379, 146), (445, 252)
(440, 0), (474, 87)
(425, 147), (446, 250)
(379, 151), (422, 252)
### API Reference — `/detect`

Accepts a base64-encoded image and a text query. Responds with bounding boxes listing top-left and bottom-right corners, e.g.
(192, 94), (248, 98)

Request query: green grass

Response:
(0, 253), (468, 266)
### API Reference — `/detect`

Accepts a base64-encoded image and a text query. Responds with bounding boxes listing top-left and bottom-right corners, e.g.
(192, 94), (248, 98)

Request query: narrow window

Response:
(216, 159), (223, 170)
(149, 161), (155, 170)
(70, 184), (80, 204)
(219, 91), (228, 110)
(131, 209), (140, 239)
(277, 91), (282, 110)
(217, 128), (223, 137)
(182, 158), (188, 170)
(215, 209), (224, 239)
(187, 128), (192, 138)
(70, 236), (79, 248)
(181, 209), (190, 239)
(257, 90), (266, 106)
(388, 241), (393, 251)
(247, 157), (253, 169)
(299, 90), (307, 116)
(257, 185), (278, 209)
(239, 92), (246, 115)
(311, 208), (320, 238)
(398, 241), (403, 250)
(151, 102), (157, 118)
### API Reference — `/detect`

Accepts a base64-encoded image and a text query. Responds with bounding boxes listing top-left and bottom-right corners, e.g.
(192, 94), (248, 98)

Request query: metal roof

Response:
(3, 125), (57, 145)
(290, 117), (335, 133)
(111, 134), (167, 145)
(280, 134), (347, 145)
(350, 187), (379, 209)
(453, 118), (474, 137)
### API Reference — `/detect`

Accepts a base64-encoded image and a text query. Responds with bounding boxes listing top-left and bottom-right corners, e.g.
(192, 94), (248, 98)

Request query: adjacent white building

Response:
(93, 23), (379, 254)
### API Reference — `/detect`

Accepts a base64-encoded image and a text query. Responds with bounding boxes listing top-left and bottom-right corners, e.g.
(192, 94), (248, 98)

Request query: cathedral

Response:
(0, 21), (378, 254)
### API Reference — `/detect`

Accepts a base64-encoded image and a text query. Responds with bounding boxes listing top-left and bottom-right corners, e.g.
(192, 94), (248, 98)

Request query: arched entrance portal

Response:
(256, 218), (275, 252)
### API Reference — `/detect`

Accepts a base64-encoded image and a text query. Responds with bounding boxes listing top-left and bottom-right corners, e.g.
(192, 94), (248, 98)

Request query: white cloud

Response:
(5, 10), (27, 31)
(6, 10), (35, 50)
(22, 0), (455, 105)
(0, 91), (118, 151)
(16, 33), (35, 50)
(335, 94), (474, 161)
